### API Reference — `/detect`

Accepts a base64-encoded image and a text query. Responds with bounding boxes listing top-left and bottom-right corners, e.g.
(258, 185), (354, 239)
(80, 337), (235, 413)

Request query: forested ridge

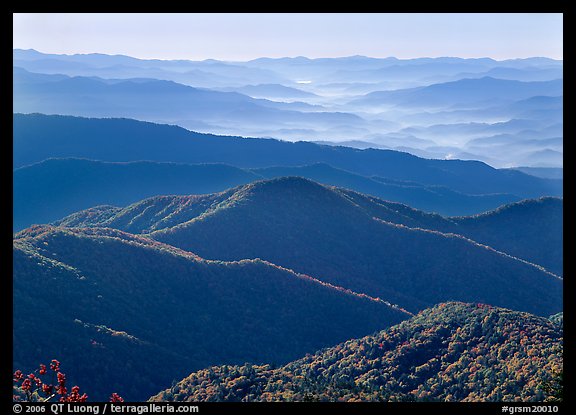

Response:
(151, 302), (563, 402)
(54, 177), (563, 317)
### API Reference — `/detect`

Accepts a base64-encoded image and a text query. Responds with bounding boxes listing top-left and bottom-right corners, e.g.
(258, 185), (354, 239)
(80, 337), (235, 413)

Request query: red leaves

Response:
(42, 384), (54, 395)
(13, 359), (122, 403)
(55, 371), (67, 396)
(50, 359), (61, 372)
(57, 372), (66, 385)
(110, 393), (124, 402)
(13, 370), (24, 382)
(21, 378), (32, 391)
(59, 385), (88, 402)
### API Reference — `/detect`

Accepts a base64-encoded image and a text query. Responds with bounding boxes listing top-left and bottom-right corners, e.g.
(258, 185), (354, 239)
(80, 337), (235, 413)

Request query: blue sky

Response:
(13, 13), (563, 61)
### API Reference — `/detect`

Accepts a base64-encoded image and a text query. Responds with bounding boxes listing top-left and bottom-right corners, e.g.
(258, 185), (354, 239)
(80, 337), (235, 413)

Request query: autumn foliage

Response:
(13, 359), (122, 402)
(151, 302), (563, 402)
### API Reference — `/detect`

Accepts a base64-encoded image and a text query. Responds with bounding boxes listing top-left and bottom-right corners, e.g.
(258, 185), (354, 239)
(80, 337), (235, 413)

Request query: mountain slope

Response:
(313, 190), (563, 275)
(55, 177), (562, 317)
(507, 166), (563, 180)
(150, 302), (563, 402)
(451, 198), (563, 276)
(20, 158), (558, 272)
(14, 225), (409, 401)
(13, 113), (562, 198)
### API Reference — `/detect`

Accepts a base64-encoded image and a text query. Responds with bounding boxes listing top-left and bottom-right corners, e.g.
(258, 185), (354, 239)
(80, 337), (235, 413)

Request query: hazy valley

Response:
(14, 49), (562, 169)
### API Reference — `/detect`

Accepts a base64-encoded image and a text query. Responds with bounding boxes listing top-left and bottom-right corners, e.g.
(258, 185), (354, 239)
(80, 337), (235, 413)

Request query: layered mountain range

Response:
(13, 50), (563, 403)
(12, 164), (563, 403)
(14, 176), (563, 400)
(13, 50), (562, 168)
(13, 114), (562, 232)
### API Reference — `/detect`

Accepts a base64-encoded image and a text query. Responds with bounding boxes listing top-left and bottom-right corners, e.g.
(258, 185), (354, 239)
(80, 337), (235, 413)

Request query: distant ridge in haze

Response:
(13, 158), (522, 231)
(13, 158), (261, 231)
(13, 114), (562, 199)
(350, 77), (563, 109)
(12, 50), (562, 168)
(13, 67), (362, 136)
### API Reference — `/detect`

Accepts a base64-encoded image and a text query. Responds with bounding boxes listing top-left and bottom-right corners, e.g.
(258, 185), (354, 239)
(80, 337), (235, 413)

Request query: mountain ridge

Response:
(53, 176), (563, 317)
(14, 157), (525, 232)
(13, 113), (562, 199)
(351, 77), (563, 108)
(54, 176), (562, 276)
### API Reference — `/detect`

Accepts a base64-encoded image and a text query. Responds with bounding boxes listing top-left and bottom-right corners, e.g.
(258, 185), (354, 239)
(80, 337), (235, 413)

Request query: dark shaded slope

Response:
(451, 198), (563, 276)
(150, 302), (563, 402)
(253, 163), (520, 216)
(14, 225), (409, 401)
(13, 114), (562, 198)
(328, 190), (563, 276)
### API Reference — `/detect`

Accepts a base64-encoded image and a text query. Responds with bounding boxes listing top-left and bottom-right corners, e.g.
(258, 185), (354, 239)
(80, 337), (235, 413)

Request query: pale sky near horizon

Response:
(13, 13), (563, 61)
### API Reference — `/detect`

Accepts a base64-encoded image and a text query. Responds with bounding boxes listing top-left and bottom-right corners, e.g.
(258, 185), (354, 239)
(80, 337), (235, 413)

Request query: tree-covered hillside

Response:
(150, 302), (563, 402)
(14, 225), (409, 401)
